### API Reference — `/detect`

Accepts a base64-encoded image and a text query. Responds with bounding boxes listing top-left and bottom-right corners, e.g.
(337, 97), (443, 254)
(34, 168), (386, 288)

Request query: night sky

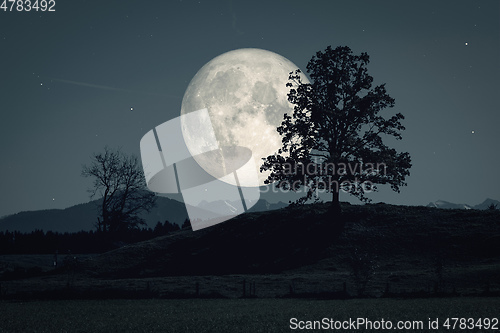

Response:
(1, 0), (499, 218)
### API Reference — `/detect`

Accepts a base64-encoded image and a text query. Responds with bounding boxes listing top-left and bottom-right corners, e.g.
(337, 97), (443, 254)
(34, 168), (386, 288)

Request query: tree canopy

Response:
(261, 46), (411, 210)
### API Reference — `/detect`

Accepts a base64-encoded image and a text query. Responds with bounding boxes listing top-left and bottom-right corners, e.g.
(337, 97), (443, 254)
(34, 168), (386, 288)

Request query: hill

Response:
(75, 203), (500, 296)
(82, 202), (500, 276)
(3, 202), (499, 299)
(0, 197), (193, 233)
(0, 197), (288, 233)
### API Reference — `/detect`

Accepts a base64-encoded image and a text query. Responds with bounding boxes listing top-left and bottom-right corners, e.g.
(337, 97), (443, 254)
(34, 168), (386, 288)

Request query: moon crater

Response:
(180, 48), (309, 187)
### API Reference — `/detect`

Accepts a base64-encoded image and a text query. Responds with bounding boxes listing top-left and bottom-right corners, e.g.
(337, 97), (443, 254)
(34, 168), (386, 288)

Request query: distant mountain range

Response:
(2, 197), (496, 234)
(0, 197), (288, 233)
(427, 198), (499, 210)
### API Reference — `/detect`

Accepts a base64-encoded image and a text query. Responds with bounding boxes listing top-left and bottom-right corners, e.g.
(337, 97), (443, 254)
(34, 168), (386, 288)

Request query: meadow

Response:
(1, 297), (499, 332)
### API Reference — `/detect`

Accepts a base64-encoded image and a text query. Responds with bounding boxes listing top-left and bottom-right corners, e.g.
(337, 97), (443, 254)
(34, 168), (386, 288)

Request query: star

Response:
(130, 107), (134, 111)
(465, 42), (468, 46)
(471, 130), (475, 134)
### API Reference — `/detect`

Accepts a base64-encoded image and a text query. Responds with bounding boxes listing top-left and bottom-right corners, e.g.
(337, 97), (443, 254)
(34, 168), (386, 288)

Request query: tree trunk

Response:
(329, 188), (341, 216)
(97, 217), (102, 232)
(327, 188), (345, 236)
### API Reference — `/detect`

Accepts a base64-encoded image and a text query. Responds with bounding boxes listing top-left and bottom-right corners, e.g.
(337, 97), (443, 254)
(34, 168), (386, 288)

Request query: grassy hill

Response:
(2, 202), (499, 299)
(70, 202), (499, 297)
(81, 203), (499, 275)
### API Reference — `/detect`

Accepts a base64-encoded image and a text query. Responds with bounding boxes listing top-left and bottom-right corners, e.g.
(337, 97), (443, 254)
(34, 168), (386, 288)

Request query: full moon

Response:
(180, 48), (308, 187)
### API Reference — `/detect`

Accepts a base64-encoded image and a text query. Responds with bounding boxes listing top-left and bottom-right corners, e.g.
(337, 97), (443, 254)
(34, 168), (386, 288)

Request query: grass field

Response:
(0, 297), (498, 332)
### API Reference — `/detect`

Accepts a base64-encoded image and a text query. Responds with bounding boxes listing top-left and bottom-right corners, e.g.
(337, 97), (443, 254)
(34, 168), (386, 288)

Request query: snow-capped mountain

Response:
(473, 198), (500, 210)
(427, 200), (473, 210)
(427, 198), (499, 210)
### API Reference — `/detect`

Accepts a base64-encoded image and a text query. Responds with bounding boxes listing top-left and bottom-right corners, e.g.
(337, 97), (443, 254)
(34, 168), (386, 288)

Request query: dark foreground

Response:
(0, 297), (498, 332)
(2, 203), (499, 300)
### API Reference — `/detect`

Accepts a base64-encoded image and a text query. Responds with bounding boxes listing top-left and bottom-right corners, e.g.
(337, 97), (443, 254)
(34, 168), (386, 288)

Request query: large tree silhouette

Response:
(261, 46), (411, 215)
(82, 147), (156, 233)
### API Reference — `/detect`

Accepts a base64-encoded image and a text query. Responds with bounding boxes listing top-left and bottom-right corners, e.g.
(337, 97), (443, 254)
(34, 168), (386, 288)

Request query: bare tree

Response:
(82, 147), (156, 233)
